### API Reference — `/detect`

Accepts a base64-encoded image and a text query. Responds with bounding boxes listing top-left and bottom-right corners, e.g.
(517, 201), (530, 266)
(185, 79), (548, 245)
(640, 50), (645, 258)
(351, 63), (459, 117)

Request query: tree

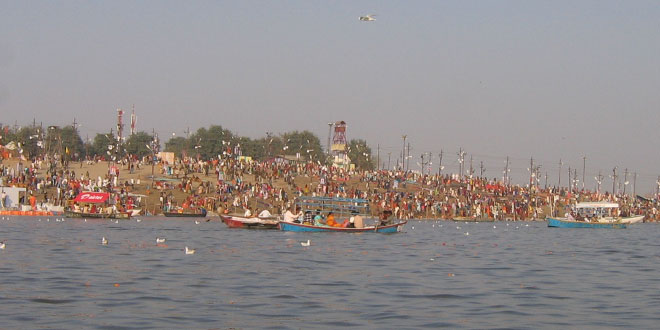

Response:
(14, 126), (41, 158)
(280, 131), (323, 162)
(348, 139), (374, 170)
(125, 132), (154, 158)
(59, 126), (84, 160)
(91, 133), (115, 158)
(164, 136), (189, 158)
(185, 125), (235, 159)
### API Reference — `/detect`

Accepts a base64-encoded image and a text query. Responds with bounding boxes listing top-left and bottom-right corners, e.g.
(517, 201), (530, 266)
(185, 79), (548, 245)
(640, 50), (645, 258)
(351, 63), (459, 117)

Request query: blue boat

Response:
(278, 221), (407, 233)
(546, 217), (626, 229)
(547, 202), (633, 229)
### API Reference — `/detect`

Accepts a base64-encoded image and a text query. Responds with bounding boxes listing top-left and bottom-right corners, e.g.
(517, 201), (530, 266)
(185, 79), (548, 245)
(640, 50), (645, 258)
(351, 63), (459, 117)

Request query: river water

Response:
(1, 216), (658, 329)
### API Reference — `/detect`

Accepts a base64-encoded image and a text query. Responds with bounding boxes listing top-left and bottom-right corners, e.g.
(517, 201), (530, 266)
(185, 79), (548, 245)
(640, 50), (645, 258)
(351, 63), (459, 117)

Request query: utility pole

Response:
(427, 152), (432, 176)
(633, 172), (637, 197)
(582, 156), (586, 190)
(406, 142), (411, 172)
(529, 157), (534, 187)
(420, 153), (425, 175)
(469, 155), (474, 178)
(595, 171), (604, 194)
(438, 150), (443, 176)
(558, 159), (563, 188)
(623, 168), (629, 196)
(327, 122), (333, 155)
(480, 161), (485, 178)
(401, 135), (407, 171)
(504, 156), (509, 185)
(457, 148), (465, 179)
(387, 152), (391, 170)
(568, 166), (572, 192)
(612, 167), (618, 196)
(544, 172), (548, 189)
(377, 143), (380, 170)
(573, 169), (578, 192)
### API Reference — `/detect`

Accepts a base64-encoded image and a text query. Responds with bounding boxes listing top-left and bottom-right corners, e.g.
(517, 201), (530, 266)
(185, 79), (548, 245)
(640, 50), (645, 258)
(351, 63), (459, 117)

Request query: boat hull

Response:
(221, 215), (279, 229)
(452, 217), (494, 222)
(163, 209), (207, 217)
(621, 215), (644, 224)
(64, 210), (131, 219)
(547, 217), (626, 229)
(278, 221), (407, 233)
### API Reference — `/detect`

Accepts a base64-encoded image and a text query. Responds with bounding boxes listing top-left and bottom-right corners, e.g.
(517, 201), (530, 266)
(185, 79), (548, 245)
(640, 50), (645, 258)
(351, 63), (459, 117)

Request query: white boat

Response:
(621, 215), (644, 224)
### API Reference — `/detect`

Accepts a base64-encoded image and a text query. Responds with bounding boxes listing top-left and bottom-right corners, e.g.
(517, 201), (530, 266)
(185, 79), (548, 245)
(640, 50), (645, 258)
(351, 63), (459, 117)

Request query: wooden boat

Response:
(220, 215), (279, 229)
(278, 220), (407, 233)
(163, 208), (207, 217)
(65, 192), (131, 219)
(452, 216), (494, 222)
(546, 202), (636, 229)
(64, 210), (131, 219)
(621, 215), (644, 224)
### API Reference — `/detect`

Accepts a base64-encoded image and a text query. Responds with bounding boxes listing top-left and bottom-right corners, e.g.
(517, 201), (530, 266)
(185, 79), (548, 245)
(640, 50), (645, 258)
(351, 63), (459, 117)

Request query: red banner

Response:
(74, 192), (110, 203)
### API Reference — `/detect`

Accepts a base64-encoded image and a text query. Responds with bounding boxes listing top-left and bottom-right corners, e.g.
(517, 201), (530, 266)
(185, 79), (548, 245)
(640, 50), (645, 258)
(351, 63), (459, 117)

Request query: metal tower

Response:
(331, 121), (349, 168)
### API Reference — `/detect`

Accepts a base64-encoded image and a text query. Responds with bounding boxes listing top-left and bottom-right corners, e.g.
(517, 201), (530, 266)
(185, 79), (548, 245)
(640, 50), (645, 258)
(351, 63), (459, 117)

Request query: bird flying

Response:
(359, 14), (376, 21)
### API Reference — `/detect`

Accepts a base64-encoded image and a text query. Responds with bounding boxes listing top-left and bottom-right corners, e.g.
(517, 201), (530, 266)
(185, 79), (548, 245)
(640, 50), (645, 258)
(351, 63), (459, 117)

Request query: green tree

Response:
(91, 133), (115, 158)
(59, 126), (84, 160)
(186, 125), (235, 159)
(348, 139), (374, 170)
(125, 132), (155, 158)
(280, 131), (323, 162)
(235, 136), (263, 159)
(164, 136), (189, 158)
(14, 126), (41, 158)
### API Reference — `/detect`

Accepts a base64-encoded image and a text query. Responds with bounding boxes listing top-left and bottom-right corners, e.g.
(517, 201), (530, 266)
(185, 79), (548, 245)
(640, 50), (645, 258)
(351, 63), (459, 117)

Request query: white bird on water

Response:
(156, 237), (166, 243)
(0, 241), (5, 249)
(195, 221), (200, 225)
(101, 237), (108, 245)
(301, 240), (311, 247)
(185, 246), (196, 255)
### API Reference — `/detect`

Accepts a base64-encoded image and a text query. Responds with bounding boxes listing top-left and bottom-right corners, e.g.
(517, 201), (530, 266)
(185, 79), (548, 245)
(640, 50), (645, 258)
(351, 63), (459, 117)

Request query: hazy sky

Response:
(1, 1), (659, 192)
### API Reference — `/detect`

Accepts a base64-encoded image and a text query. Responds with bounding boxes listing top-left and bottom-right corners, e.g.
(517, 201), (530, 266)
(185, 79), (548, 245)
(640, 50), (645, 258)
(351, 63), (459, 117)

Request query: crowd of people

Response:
(1, 152), (659, 222)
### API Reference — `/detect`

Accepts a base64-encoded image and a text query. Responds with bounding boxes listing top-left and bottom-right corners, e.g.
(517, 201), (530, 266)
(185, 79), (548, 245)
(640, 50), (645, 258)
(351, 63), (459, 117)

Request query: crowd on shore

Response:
(1, 153), (659, 222)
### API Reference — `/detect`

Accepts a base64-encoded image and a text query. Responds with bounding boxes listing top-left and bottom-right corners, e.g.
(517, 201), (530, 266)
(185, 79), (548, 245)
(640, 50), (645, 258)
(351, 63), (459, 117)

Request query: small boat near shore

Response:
(278, 220), (407, 233)
(221, 215), (280, 229)
(546, 217), (626, 229)
(65, 191), (132, 219)
(452, 216), (495, 222)
(546, 202), (639, 229)
(64, 210), (131, 219)
(163, 208), (207, 217)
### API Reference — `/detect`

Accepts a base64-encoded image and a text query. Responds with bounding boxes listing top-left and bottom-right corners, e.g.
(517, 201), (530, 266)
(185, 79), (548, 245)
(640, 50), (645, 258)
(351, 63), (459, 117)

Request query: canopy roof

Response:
(74, 192), (110, 203)
(575, 202), (619, 209)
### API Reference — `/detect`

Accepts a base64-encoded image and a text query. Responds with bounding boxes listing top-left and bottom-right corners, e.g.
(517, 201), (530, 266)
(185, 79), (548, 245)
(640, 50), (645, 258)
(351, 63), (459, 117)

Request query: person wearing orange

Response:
(325, 212), (337, 227)
(29, 193), (37, 210)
